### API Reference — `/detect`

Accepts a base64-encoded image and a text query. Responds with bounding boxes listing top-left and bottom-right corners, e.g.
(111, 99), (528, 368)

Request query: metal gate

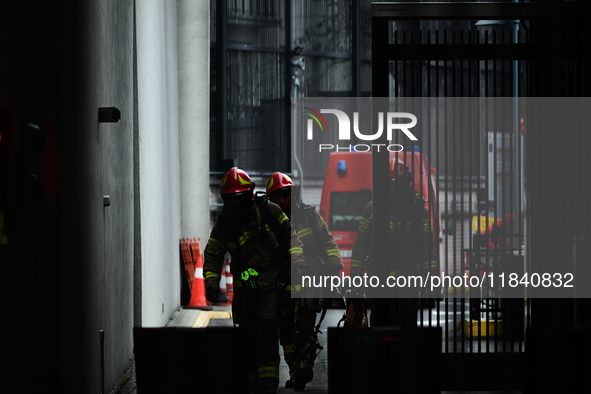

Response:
(371, 1), (591, 390)
(372, 2), (529, 357)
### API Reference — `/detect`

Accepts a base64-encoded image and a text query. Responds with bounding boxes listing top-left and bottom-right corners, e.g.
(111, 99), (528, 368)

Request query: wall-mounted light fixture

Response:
(98, 107), (121, 123)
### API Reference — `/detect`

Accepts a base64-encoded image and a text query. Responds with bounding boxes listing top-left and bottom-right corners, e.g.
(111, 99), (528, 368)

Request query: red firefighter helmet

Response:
(220, 167), (255, 195)
(390, 158), (412, 181)
(266, 172), (293, 195)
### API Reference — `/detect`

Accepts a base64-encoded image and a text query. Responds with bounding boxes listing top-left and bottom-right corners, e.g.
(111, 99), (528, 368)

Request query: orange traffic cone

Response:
(185, 254), (212, 310)
(225, 259), (233, 303)
(213, 262), (231, 307)
(180, 238), (195, 291)
(190, 238), (201, 265)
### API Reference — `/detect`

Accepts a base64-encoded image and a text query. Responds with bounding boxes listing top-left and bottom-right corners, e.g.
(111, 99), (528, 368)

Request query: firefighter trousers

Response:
(233, 279), (280, 392)
(280, 293), (319, 379)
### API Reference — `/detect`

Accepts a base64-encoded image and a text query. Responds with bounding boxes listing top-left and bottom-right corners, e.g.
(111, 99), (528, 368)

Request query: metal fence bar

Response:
(458, 29), (465, 355)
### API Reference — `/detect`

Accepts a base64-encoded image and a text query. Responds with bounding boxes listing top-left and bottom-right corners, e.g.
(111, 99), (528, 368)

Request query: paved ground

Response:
(111, 305), (332, 393)
(111, 304), (523, 393)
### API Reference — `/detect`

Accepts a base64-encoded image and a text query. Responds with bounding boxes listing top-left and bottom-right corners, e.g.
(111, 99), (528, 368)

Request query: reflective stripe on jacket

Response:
(204, 201), (306, 288)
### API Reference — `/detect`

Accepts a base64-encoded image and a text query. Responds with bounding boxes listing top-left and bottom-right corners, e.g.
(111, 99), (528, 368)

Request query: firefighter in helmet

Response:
(266, 172), (343, 390)
(349, 158), (438, 326)
(204, 167), (306, 394)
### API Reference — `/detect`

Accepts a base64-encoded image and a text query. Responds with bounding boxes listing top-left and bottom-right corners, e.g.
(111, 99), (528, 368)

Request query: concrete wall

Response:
(58, 1), (135, 392)
(2, 0), (209, 392)
(135, 0), (182, 327)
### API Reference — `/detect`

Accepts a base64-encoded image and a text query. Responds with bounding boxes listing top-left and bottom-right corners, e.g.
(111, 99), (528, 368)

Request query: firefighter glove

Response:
(205, 285), (220, 302)
(293, 261), (309, 275)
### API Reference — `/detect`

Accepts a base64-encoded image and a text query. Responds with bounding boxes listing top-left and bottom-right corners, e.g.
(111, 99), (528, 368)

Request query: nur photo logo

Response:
(303, 106), (419, 152)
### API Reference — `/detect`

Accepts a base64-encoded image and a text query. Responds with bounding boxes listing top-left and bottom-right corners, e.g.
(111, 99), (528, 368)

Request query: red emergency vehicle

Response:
(319, 149), (444, 278)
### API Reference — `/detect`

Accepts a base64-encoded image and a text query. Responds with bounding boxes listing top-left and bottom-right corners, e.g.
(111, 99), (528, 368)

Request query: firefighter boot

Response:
(293, 362), (313, 391)
(282, 345), (296, 388)
(292, 333), (316, 391)
(285, 366), (296, 388)
(285, 369), (296, 388)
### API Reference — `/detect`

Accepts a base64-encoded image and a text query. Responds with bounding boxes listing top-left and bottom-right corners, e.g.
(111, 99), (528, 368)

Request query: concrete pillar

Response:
(136, 0), (182, 326)
(177, 0), (210, 244)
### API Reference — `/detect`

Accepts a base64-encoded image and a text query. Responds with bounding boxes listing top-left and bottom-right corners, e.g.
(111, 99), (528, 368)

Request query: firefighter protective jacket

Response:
(204, 200), (306, 288)
(292, 202), (343, 275)
(350, 192), (438, 279)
